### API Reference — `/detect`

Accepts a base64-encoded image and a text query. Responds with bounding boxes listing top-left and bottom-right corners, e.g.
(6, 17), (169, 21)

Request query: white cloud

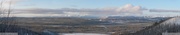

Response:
(10, 4), (180, 17)
(3, 3), (179, 17)
(115, 4), (146, 14)
(7, 4), (148, 17)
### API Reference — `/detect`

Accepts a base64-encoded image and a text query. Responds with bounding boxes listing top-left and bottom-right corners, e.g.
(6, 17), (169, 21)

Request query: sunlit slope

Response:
(118, 17), (180, 35)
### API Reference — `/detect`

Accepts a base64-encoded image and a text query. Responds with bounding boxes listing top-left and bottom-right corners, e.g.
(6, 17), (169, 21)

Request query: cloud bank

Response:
(3, 3), (179, 17)
(10, 4), (147, 17)
(149, 9), (180, 12)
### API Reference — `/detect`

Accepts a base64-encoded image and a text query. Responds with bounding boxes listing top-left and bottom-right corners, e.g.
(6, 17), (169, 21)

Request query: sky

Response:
(1, 0), (180, 17)
(16, 0), (180, 9)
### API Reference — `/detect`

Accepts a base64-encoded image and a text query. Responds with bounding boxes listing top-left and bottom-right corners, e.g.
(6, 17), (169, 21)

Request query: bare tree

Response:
(0, 0), (14, 32)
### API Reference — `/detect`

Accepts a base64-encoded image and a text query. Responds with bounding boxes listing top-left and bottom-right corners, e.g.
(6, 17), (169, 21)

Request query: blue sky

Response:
(15, 0), (180, 9)
(2, 0), (180, 17)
